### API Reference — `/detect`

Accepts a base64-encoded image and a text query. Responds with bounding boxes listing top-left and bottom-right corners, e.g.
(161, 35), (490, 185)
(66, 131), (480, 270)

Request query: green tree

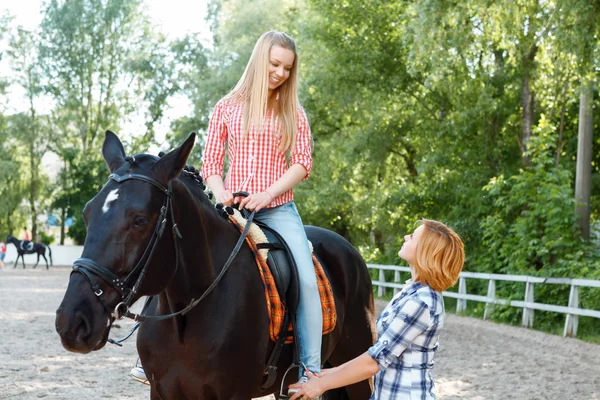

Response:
(38, 0), (178, 243)
(6, 27), (50, 240)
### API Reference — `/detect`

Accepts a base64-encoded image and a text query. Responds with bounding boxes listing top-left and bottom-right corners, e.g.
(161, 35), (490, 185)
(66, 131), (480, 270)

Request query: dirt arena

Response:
(1, 266), (598, 399)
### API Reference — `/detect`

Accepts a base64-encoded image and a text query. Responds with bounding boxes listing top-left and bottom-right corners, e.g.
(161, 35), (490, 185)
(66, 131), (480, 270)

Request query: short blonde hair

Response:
(412, 219), (465, 292)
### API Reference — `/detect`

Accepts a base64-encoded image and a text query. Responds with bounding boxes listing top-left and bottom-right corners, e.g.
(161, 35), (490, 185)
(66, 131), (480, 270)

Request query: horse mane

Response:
(153, 151), (217, 213)
(178, 166), (213, 206)
(129, 151), (222, 218)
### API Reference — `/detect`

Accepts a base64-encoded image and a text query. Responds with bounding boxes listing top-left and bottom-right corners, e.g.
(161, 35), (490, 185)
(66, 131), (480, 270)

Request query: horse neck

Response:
(163, 181), (235, 300)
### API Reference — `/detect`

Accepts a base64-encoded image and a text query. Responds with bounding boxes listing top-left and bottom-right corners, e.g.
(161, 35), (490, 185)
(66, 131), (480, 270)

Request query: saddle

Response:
(228, 209), (336, 389)
(20, 241), (34, 251)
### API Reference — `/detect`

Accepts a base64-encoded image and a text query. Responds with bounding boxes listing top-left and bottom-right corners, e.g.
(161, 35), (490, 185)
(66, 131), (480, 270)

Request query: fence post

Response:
(456, 276), (467, 313)
(378, 269), (385, 298)
(394, 270), (401, 295)
(484, 279), (496, 320)
(522, 281), (535, 328)
(563, 284), (579, 337)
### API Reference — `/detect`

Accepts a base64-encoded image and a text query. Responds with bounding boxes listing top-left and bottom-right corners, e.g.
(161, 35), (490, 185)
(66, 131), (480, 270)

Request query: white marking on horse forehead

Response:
(102, 189), (120, 214)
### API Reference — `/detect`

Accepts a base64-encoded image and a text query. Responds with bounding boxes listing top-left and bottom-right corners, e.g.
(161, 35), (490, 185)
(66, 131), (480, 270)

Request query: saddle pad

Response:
(229, 216), (337, 343)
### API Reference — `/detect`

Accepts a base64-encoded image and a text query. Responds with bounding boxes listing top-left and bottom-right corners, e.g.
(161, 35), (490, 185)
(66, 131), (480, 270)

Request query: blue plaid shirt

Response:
(368, 280), (444, 399)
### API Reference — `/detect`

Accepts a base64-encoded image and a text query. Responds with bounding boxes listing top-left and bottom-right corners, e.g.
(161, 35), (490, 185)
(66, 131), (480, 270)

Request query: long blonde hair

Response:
(413, 219), (465, 292)
(224, 31), (299, 153)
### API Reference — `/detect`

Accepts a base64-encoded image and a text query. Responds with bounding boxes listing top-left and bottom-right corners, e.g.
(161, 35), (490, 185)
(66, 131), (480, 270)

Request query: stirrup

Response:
(278, 363), (301, 399)
(279, 363), (319, 399)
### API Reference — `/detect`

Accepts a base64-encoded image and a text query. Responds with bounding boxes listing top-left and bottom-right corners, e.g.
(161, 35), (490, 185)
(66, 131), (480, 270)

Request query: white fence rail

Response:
(368, 263), (600, 338)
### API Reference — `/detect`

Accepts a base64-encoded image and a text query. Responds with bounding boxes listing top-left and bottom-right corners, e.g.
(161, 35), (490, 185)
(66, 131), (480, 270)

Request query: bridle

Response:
(72, 172), (181, 324)
(71, 171), (254, 328)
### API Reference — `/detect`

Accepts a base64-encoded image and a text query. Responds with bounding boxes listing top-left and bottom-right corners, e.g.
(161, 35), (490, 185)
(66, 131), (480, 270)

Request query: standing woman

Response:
(201, 31), (321, 385)
(289, 219), (465, 400)
(0, 240), (6, 269)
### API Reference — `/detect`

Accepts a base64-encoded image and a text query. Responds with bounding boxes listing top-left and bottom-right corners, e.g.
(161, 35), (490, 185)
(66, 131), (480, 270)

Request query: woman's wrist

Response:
(264, 189), (274, 201)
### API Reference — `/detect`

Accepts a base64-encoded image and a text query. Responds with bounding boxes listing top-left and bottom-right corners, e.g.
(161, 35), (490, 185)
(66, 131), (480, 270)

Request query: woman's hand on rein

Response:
(216, 190), (234, 206)
(239, 191), (273, 211)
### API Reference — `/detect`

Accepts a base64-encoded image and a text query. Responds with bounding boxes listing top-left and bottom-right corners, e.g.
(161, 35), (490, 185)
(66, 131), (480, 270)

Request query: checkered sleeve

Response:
(289, 106), (313, 180)
(368, 298), (431, 370)
(201, 100), (228, 179)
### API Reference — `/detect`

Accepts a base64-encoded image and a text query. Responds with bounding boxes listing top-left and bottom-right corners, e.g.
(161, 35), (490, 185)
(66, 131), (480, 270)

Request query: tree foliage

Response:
(0, 0), (598, 333)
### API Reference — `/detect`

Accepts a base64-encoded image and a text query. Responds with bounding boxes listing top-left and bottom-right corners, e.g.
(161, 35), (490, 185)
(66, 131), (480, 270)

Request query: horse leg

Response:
(324, 304), (376, 400)
(33, 254), (40, 268)
(324, 336), (374, 400)
(42, 253), (49, 269)
(13, 255), (18, 269)
(150, 385), (165, 400)
(322, 387), (351, 400)
(21, 254), (26, 269)
(152, 379), (216, 400)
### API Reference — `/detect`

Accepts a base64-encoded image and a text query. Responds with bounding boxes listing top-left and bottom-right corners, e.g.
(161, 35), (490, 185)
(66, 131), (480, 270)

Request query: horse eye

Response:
(133, 217), (148, 227)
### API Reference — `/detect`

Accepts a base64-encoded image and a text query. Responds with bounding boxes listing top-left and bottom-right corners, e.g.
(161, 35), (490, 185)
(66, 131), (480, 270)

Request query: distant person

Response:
(22, 227), (32, 251)
(289, 219), (465, 400)
(0, 240), (6, 268)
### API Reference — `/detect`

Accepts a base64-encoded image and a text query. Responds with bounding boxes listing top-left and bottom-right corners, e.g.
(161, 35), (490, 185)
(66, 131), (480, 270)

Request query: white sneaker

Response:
(130, 365), (150, 386)
(286, 376), (308, 397)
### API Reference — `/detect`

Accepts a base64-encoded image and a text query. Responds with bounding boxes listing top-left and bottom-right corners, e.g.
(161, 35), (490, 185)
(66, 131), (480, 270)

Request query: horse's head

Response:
(55, 130), (196, 353)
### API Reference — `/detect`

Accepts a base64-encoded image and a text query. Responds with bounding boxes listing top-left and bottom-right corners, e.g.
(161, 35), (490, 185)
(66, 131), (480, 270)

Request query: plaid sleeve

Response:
(201, 100), (228, 179)
(289, 106), (313, 180)
(368, 298), (431, 370)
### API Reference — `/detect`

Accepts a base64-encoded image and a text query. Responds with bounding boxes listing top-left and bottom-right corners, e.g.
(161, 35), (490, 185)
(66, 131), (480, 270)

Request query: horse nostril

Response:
(74, 310), (91, 341)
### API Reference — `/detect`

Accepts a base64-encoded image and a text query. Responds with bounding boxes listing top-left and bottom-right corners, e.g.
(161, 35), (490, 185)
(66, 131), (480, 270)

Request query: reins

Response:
(124, 208), (255, 323)
(72, 171), (254, 337)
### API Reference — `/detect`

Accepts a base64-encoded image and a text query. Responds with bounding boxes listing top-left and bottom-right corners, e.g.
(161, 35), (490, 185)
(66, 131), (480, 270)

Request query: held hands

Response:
(239, 191), (273, 212)
(215, 188), (273, 211)
(289, 371), (325, 400)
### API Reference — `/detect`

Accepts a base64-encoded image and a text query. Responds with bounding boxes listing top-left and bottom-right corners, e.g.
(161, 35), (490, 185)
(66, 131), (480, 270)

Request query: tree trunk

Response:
(60, 207), (66, 245)
(29, 144), (38, 241)
(520, 44), (538, 166)
(520, 74), (535, 166)
(575, 81), (594, 241)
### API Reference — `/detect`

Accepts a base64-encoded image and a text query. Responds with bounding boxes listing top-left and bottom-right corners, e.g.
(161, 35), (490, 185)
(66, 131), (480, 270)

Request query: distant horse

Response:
(6, 235), (53, 269)
(55, 131), (375, 399)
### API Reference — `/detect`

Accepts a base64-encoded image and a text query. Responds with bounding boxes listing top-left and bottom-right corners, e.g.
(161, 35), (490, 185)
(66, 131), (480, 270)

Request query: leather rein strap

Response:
(71, 172), (254, 326)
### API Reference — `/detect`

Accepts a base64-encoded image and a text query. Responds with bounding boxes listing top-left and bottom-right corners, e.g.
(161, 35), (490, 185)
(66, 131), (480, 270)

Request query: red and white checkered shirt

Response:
(201, 98), (313, 208)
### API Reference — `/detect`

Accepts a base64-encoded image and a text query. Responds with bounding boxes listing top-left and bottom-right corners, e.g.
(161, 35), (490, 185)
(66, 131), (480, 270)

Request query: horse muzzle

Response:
(55, 282), (113, 354)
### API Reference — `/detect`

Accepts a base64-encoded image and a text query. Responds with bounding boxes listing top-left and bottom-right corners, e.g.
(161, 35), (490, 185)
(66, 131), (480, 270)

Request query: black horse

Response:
(6, 235), (53, 269)
(55, 131), (375, 399)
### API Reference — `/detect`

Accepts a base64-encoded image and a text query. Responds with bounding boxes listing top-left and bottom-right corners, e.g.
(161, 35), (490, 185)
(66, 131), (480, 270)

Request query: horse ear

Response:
(102, 130), (126, 173)
(152, 132), (197, 184)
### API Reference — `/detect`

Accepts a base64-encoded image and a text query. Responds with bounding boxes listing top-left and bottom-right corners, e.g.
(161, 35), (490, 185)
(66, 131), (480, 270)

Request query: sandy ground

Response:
(0, 266), (598, 399)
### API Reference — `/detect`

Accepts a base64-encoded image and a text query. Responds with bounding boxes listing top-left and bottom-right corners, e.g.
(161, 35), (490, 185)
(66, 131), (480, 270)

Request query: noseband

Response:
(71, 172), (255, 329)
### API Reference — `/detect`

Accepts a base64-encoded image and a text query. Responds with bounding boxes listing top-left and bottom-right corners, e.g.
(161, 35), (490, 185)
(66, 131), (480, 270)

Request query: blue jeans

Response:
(254, 202), (322, 376)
